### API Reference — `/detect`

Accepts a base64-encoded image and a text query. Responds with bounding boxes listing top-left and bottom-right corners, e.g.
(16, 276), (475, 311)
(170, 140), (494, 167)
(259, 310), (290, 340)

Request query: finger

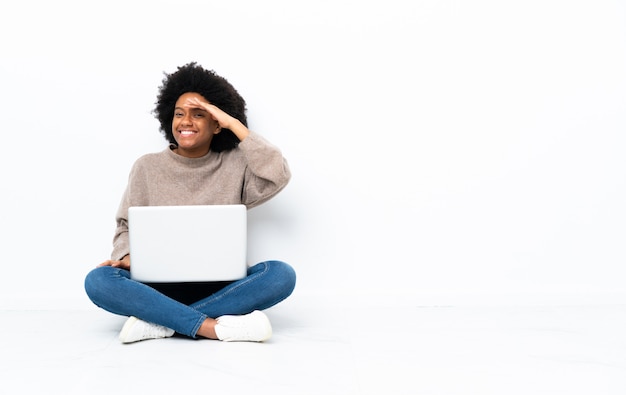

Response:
(187, 97), (208, 108)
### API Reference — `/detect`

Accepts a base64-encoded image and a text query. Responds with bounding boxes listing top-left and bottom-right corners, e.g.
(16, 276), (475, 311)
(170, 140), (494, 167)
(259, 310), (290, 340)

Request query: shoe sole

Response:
(254, 311), (273, 342)
(118, 316), (140, 343)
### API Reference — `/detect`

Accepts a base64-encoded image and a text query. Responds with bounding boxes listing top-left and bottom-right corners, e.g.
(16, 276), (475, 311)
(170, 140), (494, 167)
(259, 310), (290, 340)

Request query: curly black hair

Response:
(153, 62), (247, 152)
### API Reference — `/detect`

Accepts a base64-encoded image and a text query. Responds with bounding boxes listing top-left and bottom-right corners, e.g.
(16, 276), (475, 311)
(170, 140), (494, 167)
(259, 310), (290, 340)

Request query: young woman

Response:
(84, 62), (296, 343)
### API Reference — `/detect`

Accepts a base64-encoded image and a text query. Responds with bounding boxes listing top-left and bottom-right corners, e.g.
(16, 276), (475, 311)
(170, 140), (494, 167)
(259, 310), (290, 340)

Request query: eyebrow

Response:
(174, 106), (206, 112)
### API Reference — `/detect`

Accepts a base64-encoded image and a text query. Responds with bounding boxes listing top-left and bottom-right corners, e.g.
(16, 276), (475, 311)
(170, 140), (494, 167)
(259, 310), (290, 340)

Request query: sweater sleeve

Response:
(110, 153), (155, 260)
(110, 185), (131, 261)
(238, 131), (291, 209)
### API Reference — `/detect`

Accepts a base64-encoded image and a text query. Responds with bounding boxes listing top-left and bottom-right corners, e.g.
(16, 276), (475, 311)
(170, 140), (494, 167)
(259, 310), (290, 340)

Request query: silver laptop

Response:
(128, 204), (248, 282)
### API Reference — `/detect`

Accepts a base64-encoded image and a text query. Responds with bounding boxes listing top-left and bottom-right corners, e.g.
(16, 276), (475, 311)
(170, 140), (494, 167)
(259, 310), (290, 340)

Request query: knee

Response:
(268, 260), (297, 297)
(84, 266), (120, 303)
(84, 267), (104, 302)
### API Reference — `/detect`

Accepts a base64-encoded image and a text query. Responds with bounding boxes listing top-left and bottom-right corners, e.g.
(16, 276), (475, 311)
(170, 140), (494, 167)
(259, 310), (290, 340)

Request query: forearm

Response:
(228, 118), (250, 142)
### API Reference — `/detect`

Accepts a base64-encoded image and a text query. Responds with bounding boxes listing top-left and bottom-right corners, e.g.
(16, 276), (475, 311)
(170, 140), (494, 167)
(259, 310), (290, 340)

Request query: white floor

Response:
(2, 297), (625, 395)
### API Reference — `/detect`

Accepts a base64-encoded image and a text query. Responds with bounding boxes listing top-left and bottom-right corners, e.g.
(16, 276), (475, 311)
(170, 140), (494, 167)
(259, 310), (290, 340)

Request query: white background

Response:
(0, 0), (625, 309)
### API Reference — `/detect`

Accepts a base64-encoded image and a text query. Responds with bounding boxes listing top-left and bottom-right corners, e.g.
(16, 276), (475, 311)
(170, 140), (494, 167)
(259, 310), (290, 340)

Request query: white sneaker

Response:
(215, 310), (272, 342)
(119, 316), (175, 343)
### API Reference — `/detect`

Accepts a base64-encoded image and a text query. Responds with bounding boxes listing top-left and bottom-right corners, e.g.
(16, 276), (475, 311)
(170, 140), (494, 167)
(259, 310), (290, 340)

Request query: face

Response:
(171, 92), (220, 158)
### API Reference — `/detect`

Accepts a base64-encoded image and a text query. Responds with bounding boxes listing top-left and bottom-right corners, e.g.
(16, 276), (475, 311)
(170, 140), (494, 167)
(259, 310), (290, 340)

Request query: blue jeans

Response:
(84, 260), (296, 338)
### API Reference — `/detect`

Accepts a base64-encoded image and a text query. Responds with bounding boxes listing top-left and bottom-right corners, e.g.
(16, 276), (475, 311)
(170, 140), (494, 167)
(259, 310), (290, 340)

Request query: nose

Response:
(181, 113), (193, 125)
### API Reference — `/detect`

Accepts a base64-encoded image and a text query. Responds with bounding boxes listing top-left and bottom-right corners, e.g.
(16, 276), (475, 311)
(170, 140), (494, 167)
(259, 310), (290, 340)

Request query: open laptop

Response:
(128, 204), (248, 283)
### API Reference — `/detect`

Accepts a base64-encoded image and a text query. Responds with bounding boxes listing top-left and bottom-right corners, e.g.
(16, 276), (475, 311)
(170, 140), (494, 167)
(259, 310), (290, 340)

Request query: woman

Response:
(84, 62), (296, 343)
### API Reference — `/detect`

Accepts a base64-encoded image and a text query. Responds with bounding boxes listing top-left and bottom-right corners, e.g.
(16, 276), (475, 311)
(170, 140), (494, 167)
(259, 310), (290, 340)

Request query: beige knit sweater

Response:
(111, 131), (291, 260)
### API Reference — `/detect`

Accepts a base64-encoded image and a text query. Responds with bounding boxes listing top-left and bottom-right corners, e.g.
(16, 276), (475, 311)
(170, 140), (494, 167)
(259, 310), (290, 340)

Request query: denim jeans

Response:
(84, 260), (296, 338)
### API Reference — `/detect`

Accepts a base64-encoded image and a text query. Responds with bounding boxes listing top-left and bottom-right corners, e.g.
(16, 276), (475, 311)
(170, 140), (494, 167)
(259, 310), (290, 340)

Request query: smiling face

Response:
(172, 92), (221, 158)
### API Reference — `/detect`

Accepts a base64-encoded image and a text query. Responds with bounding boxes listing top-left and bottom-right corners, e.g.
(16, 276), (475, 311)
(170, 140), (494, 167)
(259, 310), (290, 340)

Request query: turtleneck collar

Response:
(165, 144), (216, 167)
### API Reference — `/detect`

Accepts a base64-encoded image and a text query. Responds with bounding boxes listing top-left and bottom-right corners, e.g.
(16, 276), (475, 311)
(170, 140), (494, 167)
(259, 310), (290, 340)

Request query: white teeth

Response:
(180, 130), (195, 135)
